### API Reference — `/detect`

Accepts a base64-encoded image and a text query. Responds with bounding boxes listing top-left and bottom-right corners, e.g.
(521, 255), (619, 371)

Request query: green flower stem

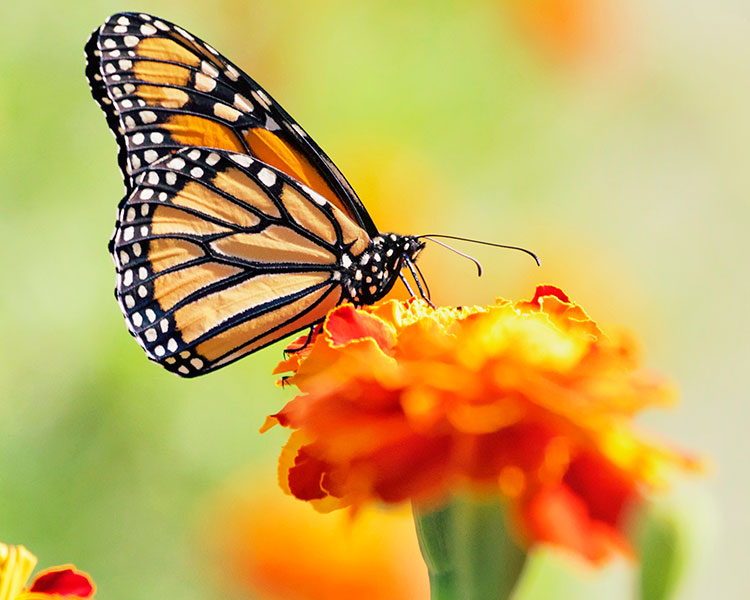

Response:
(413, 502), (459, 600)
(413, 494), (528, 600)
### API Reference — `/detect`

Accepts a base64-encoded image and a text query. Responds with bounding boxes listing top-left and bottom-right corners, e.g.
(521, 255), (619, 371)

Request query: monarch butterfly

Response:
(85, 12), (430, 377)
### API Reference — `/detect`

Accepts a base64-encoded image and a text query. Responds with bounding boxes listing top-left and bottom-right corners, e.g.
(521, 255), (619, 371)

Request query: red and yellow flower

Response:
(0, 543), (95, 599)
(265, 286), (700, 563)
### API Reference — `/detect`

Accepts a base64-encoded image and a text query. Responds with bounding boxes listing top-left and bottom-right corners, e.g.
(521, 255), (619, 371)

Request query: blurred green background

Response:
(0, 0), (745, 597)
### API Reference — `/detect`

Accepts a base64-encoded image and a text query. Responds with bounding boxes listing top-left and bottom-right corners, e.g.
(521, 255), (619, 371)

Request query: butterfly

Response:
(85, 12), (428, 377)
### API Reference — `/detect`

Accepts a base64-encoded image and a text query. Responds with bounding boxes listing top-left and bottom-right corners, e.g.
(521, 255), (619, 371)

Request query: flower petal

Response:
(324, 304), (396, 351)
(28, 567), (95, 598)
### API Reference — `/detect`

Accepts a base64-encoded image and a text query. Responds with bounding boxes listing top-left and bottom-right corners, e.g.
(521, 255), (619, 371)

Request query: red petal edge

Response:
(531, 285), (570, 306)
(29, 567), (95, 598)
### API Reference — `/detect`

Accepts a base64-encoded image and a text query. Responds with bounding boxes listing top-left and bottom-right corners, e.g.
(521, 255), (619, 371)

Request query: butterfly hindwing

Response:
(113, 147), (370, 376)
(85, 11), (377, 234)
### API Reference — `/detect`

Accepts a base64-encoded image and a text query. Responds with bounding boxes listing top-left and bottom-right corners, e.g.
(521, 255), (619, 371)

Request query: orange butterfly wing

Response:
(112, 148), (370, 376)
(85, 12), (377, 235)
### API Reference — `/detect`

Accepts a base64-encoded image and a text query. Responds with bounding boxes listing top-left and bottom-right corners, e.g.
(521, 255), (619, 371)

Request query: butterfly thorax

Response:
(338, 234), (425, 306)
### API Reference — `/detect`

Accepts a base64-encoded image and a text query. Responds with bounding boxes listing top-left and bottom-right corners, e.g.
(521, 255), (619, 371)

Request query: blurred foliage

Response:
(0, 0), (744, 598)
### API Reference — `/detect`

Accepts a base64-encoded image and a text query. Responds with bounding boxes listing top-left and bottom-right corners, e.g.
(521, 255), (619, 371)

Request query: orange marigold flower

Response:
(208, 471), (429, 600)
(0, 542), (95, 599)
(266, 286), (701, 563)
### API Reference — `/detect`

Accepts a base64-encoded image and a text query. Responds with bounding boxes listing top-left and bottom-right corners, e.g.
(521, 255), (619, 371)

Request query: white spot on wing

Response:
(194, 72), (216, 92)
(201, 61), (219, 78)
(257, 168), (276, 187)
(175, 26), (193, 40)
(309, 190), (328, 207)
(234, 94), (253, 113)
(251, 90), (270, 109)
(167, 157), (185, 170)
(264, 115), (280, 131)
(213, 103), (241, 122)
(229, 154), (252, 168)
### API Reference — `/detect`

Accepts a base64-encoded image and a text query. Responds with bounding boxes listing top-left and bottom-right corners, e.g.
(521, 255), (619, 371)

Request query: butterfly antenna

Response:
(420, 237), (484, 276)
(419, 234), (541, 267)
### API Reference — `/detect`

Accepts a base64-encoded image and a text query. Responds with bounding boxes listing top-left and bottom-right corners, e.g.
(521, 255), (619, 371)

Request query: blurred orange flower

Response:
(209, 472), (429, 600)
(266, 286), (701, 562)
(498, 0), (619, 66)
(0, 543), (95, 599)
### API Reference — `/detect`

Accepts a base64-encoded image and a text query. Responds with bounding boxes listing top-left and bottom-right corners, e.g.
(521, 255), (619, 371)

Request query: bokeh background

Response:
(1, 0), (746, 597)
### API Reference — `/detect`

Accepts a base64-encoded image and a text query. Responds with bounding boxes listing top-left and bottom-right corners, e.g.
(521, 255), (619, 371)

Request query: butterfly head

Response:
(342, 233), (425, 306)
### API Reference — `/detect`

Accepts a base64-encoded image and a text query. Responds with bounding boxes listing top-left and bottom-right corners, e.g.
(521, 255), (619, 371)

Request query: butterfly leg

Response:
(283, 322), (323, 358)
(404, 258), (435, 308)
(399, 272), (416, 297)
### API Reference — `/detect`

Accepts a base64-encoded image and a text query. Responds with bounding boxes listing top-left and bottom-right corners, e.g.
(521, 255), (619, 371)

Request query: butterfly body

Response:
(339, 234), (425, 305)
(86, 13), (424, 376)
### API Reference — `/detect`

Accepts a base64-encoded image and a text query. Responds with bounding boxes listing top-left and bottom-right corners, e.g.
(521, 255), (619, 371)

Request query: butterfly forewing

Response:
(85, 12), (377, 234)
(113, 147), (370, 376)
